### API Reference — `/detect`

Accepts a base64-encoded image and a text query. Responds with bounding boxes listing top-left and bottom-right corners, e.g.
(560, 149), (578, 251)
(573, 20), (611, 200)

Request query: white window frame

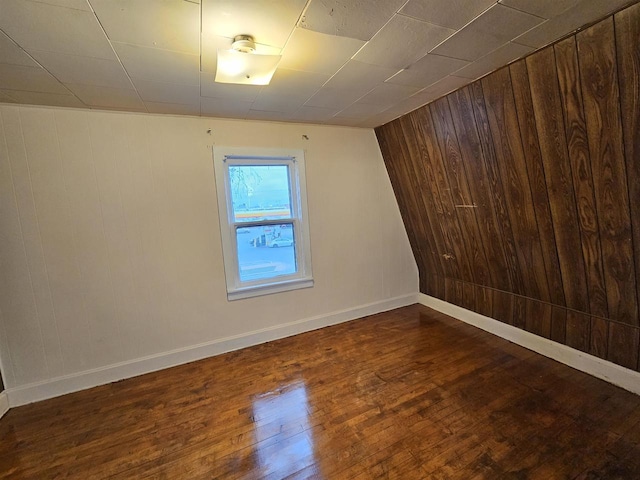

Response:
(213, 146), (313, 300)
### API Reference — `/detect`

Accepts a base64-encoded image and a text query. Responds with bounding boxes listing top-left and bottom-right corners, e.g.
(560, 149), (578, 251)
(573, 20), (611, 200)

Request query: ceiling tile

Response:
(265, 68), (328, 98)
(31, 0), (91, 11)
(200, 97), (252, 118)
(499, 0), (581, 19)
(200, 73), (262, 102)
(454, 42), (533, 79)
(0, 31), (39, 67)
(300, 0), (407, 41)
(400, 0), (496, 29)
(0, 0), (115, 59)
(245, 110), (293, 122)
(0, 90), (18, 103)
(131, 79), (200, 105)
(358, 83), (421, 109)
(386, 54), (468, 88)
(279, 28), (365, 75)
(90, 0), (200, 54)
(251, 94), (308, 113)
(201, 0), (306, 49)
(0, 64), (69, 94)
(0, 89), (85, 108)
(67, 84), (145, 109)
(113, 43), (200, 86)
(431, 4), (544, 61)
(324, 116), (367, 127)
(335, 102), (389, 118)
(514, 0), (636, 48)
(416, 75), (470, 99)
(354, 15), (455, 69)
(323, 61), (400, 92)
(145, 102), (200, 116)
(290, 105), (340, 123)
(29, 51), (132, 89)
(304, 87), (369, 109)
(382, 95), (432, 116)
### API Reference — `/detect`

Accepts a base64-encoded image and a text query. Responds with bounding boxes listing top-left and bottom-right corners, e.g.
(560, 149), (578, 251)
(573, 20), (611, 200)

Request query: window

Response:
(213, 147), (313, 300)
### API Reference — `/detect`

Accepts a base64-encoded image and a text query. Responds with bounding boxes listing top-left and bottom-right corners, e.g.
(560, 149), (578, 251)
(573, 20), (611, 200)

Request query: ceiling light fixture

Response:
(215, 35), (282, 86)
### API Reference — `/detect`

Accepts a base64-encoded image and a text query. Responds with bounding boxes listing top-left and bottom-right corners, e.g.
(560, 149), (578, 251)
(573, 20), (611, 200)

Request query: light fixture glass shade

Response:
(215, 49), (282, 86)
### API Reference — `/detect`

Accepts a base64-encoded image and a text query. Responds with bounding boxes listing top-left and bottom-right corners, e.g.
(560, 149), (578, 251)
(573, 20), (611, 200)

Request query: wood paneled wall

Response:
(376, 3), (640, 372)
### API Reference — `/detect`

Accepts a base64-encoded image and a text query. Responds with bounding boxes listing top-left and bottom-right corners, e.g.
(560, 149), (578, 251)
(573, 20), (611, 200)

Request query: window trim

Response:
(213, 146), (313, 300)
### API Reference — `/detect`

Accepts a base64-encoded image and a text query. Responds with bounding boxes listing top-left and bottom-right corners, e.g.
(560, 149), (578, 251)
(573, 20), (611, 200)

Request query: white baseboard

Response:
(0, 392), (8, 419)
(418, 293), (640, 396)
(6, 293), (417, 407)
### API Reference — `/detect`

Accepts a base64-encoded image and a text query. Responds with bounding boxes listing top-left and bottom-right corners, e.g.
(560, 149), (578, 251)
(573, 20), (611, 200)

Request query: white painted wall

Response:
(0, 104), (417, 393)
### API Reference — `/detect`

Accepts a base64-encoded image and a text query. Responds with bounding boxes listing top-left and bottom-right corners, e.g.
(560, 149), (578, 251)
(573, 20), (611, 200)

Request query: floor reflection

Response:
(251, 381), (318, 477)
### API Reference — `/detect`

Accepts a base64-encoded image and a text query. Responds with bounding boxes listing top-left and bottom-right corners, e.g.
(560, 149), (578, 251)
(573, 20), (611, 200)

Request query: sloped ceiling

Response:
(0, 0), (635, 127)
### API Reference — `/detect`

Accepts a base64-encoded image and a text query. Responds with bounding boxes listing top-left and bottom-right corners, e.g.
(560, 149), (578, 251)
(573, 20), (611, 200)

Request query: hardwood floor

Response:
(1, 304), (639, 479)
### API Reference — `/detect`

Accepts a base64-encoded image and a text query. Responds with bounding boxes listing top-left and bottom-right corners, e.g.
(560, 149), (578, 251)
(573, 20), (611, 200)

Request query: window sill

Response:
(227, 277), (314, 301)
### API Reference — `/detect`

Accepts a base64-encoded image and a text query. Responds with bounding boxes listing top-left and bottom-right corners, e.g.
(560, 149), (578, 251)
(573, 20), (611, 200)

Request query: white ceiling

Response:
(0, 0), (635, 128)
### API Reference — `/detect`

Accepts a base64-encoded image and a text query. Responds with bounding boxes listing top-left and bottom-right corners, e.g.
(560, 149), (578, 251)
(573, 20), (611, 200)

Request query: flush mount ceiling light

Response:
(215, 35), (282, 86)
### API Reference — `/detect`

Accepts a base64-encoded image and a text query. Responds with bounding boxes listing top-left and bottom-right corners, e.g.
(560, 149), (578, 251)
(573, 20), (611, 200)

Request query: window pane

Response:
(229, 165), (292, 223)
(236, 224), (297, 282)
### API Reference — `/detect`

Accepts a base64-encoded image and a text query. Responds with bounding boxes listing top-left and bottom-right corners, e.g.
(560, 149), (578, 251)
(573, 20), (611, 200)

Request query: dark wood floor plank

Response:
(525, 49), (590, 313)
(509, 59), (566, 308)
(3, 305), (638, 479)
(615, 2), (640, 336)
(481, 67), (551, 303)
(578, 16), (638, 326)
(555, 35), (609, 319)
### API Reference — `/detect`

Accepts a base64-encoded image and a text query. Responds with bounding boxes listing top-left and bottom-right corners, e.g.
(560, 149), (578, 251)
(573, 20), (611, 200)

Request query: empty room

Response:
(1, 0), (640, 478)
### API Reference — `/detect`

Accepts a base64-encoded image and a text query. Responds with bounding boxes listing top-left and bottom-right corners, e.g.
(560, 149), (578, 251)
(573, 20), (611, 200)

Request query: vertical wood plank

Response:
(589, 317), (608, 359)
(481, 67), (551, 303)
(433, 275), (445, 300)
(509, 59), (566, 308)
(615, 3), (640, 331)
(429, 98), (492, 287)
(474, 285), (493, 318)
(445, 277), (464, 307)
(524, 50), (590, 312)
(551, 306), (567, 344)
(468, 82), (524, 295)
(376, 126), (424, 279)
(462, 282), (476, 311)
(607, 322), (639, 371)
(512, 296), (527, 330)
(389, 120), (438, 279)
(492, 290), (514, 325)
(409, 108), (476, 283)
(554, 36), (609, 319)
(447, 87), (514, 292)
(398, 114), (454, 279)
(578, 17), (638, 325)
(525, 299), (552, 339)
(566, 311), (591, 353)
